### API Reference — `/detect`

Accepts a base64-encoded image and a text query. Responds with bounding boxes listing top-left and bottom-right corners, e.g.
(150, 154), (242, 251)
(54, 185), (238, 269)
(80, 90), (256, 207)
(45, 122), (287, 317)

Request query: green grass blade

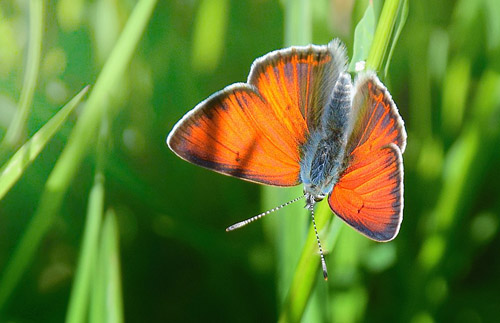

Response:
(348, 1), (375, 72)
(278, 202), (343, 323)
(366, 0), (402, 71)
(65, 172), (105, 323)
(0, 86), (88, 201)
(441, 56), (471, 136)
(383, 0), (408, 77)
(2, 0), (43, 149)
(284, 0), (311, 46)
(66, 108), (109, 323)
(0, 0), (157, 310)
(90, 209), (124, 323)
(191, 0), (229, 72)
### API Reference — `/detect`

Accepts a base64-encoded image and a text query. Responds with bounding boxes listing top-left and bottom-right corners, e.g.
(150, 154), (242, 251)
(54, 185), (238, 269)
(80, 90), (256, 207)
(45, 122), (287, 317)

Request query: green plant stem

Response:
(0, 0), (157, 311)
(366, 0), (402, 71)
(2, 0), (43, 149)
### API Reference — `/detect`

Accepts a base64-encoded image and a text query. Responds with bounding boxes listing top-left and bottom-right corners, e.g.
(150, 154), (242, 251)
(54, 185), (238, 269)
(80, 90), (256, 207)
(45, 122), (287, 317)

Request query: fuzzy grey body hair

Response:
(300, 72), (353, 201)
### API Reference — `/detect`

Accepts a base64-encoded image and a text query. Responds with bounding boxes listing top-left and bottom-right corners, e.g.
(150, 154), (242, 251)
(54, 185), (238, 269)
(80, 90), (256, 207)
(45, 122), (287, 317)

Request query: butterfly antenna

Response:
(226, 195), (305, 232)
(311, 207), (328, 280)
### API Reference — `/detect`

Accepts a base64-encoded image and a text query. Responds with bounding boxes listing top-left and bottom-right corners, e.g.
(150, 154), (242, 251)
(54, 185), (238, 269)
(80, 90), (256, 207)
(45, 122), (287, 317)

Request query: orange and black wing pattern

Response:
(328, 73), (407, 241)
(167, 40), (347, 186)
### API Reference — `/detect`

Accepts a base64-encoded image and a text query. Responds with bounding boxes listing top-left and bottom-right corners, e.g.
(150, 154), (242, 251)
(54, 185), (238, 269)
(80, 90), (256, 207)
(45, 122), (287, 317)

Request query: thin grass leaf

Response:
(65, 172), (104, 323)
(0, 86), (88, 201)
(2, 0), (43, 149)
(278, 202), (343, 323)
(348, 1), (375, 72)
(66, 118), (109, 323)
(90, 209), (124, 323)
(0, 0), (157, 310)
(366, 0), (403, 71)
(412, 70), (500, 317)
(383, 0), (408, 77)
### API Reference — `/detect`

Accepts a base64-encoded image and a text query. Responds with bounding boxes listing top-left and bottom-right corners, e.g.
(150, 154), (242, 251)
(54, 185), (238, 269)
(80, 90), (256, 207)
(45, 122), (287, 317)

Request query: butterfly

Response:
(167, 39), (406, 279)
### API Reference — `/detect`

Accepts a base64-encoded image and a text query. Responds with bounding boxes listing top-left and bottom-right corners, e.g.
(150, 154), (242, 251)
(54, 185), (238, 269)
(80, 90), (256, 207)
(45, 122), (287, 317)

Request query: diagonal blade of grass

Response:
(2, 0), (44, 149)
(0, 86), (88, 201)
(90, 209), (123, 323)
(0, 0), (157, 310)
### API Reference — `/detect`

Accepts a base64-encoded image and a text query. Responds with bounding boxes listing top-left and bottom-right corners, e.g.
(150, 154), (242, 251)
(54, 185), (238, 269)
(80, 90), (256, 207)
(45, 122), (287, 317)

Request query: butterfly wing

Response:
(328, 73), (407, 241)
(168, 40), (347, 186)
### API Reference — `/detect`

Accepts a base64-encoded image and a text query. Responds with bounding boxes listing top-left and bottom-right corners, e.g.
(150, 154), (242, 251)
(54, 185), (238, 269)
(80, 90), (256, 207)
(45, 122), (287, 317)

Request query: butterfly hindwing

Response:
(329, 144), (403, 241)
(328, 73), (406, 241)
(168, 40), (348, 186)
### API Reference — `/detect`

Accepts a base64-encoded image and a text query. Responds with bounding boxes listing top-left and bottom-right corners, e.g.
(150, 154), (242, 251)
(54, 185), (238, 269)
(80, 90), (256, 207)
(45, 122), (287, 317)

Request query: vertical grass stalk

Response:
(366, 0), (402, 71)
(66, 116), (109, 323)
(90, 209), (124, 323)
(278, 0), (404, 321)
(65, 172), (105, 323)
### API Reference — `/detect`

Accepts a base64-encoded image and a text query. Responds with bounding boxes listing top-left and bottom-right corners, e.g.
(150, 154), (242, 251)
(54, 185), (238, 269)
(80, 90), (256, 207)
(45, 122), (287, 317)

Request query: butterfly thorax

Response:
(299, 72), (352, 208)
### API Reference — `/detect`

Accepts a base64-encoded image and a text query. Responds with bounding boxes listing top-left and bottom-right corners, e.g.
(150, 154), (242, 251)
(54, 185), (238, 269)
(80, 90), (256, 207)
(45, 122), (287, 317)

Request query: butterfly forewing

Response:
(168, 85), (303, 185)
(346, 72), (407, 156)
(328, 73), (406, 241)
(168, 40), (348, 186)
(249, 39), (347, 133)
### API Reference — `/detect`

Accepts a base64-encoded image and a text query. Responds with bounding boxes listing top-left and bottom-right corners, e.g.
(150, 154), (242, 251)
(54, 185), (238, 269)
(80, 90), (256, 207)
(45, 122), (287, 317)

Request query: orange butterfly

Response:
(167, 39), (407, 279)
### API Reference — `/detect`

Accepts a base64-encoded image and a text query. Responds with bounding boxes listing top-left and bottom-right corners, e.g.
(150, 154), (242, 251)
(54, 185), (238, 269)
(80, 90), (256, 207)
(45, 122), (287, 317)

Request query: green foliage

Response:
(0, 0), (499, 322)
(348, 1), (375, 72)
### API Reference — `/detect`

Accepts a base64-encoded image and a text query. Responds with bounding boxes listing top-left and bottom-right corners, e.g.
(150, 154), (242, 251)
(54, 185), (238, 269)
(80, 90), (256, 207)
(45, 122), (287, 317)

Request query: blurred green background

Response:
(0, 0), (499, 322)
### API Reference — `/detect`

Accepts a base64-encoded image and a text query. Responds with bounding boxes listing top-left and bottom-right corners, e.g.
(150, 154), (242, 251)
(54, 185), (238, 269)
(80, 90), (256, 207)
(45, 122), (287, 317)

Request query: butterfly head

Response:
(304, 187), (326, 211)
